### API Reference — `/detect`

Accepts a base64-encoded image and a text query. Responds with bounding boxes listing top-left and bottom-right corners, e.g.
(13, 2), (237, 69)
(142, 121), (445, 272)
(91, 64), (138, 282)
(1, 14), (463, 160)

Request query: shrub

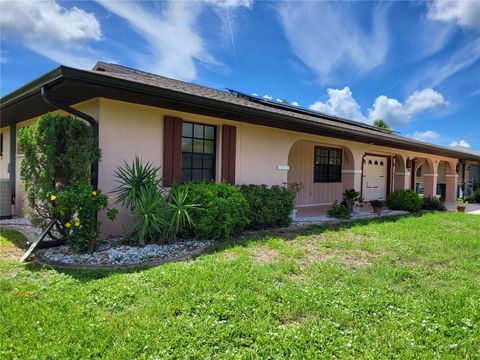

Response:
(113, 156), (162, 210)
(467, 190), (480, 203)
(18, 113), (98, 230)
(113, 158), (198, 245)
(53, 183), (117, 251)
(386, 189), (422, 211)
(341, 189), (362, 212)
(422, 196), (447, 211)
(238, 184), (295, 229)
(179, 182), (249, 240)
(327, 201), (351, 219)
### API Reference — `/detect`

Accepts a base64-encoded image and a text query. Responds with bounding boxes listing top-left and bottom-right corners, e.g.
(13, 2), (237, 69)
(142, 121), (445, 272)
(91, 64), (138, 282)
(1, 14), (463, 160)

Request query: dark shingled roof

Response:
(1, 61), (479, 161)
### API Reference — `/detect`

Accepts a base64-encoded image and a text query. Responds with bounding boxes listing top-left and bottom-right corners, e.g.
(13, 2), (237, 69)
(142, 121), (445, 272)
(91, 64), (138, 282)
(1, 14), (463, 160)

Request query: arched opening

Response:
(287, 140), (356, 206)
(438, 160), (457, 202)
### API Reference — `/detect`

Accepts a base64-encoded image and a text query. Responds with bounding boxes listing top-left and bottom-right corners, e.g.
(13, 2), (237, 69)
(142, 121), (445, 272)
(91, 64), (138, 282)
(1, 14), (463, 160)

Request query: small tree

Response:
(18, 113), (99, 232)
(373, 119), (392, 133)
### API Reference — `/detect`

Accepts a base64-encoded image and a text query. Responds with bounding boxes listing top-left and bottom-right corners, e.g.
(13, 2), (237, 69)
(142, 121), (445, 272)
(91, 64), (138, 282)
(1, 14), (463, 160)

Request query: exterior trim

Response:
(221, 125), (236, 184)
(342, 169), (362, 174)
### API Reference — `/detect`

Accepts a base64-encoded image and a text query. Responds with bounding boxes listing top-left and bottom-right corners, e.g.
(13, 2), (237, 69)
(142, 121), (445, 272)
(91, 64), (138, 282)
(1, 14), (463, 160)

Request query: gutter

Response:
(40, 86), (99, 190)
(2, 66), (479, 162)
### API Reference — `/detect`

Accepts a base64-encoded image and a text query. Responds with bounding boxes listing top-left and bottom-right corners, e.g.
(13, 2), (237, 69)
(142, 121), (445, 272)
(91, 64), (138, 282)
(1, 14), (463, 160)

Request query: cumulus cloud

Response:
(263, 95), (272, 100)
(97, 0), (250, 81)
(0, 0), (102, 68)
(309, 87), (367, 122)
(277, 1), (389, 83)
(407, 130), (440, 142)
(449, 140), (471, 148)
(291, 101), (299, 107)
(309, 87), (447, 127)
(427, 0), (480, 30)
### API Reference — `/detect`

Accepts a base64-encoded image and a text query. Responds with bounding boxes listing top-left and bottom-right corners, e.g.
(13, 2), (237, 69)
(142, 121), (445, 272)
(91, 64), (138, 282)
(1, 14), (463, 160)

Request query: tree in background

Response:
(373, 119), (392, 133)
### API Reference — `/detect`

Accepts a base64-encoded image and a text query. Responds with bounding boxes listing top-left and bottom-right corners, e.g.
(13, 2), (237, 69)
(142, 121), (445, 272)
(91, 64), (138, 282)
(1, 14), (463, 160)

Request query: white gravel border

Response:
(37, 239), (213, 265)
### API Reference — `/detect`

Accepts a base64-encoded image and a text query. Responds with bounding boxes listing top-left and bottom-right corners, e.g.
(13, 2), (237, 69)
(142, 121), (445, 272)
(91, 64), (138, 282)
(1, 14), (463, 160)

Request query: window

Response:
(181, 122), (216, 182)
(314, 147), (342, 182)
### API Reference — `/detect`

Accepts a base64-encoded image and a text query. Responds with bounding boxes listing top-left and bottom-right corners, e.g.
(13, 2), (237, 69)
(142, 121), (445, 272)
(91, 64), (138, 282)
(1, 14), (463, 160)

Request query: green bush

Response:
(327, 201), (351, 219)
(238, 184), (295, 229)
(386, 189), (422, 211)
(18, 113), (98, 230)
(422, 196), (447, 211)
(53, 183), (117, 252)
(467, 190), (480, 203)
(178, 182), (249, 240)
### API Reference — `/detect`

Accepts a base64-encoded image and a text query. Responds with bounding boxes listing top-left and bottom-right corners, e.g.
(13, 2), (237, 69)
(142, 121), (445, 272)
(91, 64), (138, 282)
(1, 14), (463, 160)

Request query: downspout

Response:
(40, 86), (99, 190)
(9, 124), (16, 208)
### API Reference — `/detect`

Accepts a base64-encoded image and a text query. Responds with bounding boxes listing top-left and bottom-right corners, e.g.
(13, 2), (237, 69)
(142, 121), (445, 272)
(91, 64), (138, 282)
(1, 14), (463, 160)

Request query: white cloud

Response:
(263, 95), (272, 100)
(291, 101), (299, 107)
(251, 93), (258, 97)
(449, 140), (471, 148)
(408, 130), (440, 142)
(0, 0), (102, 68)
(413, 38), (480, 88)
(309, 87), (447, 127)
(309, 87), (367, 122)
(404, 88), (449, 113)
(427, 0), (480, 30)
(277, 2), (389, 83)
(97, 0), (250, 81)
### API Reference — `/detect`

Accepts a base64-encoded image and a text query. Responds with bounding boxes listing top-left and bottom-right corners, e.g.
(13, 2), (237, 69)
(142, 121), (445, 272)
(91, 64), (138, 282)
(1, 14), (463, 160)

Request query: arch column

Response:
(445, 161), (458, 202)
(393, 154), (409, 190)
(422, 159), (437, 197)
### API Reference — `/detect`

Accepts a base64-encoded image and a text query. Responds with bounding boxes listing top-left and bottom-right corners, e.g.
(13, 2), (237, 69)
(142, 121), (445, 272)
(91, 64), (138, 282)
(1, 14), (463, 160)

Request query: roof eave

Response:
(1, 66), (480, 162)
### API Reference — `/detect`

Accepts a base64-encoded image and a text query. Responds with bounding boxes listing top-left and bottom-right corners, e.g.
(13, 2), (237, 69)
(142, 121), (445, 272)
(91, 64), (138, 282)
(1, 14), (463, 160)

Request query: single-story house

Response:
(1, 62), (479, 235)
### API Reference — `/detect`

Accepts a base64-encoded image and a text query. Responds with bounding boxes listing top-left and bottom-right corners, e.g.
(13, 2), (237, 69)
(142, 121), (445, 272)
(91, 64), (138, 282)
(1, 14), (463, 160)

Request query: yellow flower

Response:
(65, 222), (71, 228)
(92, 191), (97, 196)
(74, 220), (80, 227)
(50, 195), (57, 201)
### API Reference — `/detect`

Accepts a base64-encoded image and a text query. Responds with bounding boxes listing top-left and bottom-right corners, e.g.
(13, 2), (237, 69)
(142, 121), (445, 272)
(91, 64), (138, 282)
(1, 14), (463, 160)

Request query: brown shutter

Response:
(221, 125), (236, 184)
(163, 116), (183, 186)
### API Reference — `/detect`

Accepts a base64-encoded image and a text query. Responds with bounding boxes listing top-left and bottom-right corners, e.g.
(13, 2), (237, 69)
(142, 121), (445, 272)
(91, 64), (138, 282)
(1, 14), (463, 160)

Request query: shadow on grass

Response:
(24, 212), (426, 282)
(0, 227), (29, 248)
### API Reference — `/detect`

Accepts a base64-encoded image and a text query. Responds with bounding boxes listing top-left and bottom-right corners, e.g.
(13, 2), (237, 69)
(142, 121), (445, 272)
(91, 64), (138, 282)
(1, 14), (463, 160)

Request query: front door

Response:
(362, 156), (388, 201)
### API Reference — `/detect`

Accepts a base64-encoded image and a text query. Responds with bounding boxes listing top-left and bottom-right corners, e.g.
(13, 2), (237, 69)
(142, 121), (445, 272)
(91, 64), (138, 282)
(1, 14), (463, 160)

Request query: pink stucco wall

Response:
(10, 97), (461, 236)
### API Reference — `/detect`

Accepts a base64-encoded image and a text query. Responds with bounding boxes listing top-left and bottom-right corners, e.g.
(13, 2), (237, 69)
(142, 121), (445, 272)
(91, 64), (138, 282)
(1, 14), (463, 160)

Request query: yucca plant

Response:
(163, 187), (199, 242)
(131, 184), (166, 245)
(113, 156), (163, 210)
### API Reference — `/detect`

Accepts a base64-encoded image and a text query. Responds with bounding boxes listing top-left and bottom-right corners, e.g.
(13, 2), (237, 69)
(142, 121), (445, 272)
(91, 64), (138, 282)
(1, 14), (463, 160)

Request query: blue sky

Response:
(1, 0), (479, 150)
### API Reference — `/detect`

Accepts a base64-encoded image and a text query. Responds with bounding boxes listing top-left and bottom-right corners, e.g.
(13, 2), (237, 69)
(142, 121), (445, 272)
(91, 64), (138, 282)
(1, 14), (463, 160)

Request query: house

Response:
(1, 62), (479, 234)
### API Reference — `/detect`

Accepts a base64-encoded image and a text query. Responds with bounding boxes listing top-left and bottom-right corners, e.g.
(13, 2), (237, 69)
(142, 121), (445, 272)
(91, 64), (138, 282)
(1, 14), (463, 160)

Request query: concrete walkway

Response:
(445, 202), (480, 214)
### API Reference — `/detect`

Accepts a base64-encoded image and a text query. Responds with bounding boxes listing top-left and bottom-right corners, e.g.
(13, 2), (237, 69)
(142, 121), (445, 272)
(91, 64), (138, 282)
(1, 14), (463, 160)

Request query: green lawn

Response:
(1, 213), (479, 359)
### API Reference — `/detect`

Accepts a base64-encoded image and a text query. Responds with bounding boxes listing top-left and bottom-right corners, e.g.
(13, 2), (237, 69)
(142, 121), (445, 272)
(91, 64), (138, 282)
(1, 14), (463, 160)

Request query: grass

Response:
(0, 227), (27, 261)
(1, 212), (479, 359)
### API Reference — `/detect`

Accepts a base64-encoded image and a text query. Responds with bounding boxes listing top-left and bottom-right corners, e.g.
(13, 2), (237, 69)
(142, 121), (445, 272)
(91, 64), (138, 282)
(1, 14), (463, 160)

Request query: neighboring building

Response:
(1, 62), (479, 235)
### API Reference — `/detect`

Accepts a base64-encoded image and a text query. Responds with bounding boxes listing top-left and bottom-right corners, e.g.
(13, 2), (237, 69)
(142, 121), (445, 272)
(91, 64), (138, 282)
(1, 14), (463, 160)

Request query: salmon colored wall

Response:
(287, 140), (343, 205)
(9, 97), (462, 236)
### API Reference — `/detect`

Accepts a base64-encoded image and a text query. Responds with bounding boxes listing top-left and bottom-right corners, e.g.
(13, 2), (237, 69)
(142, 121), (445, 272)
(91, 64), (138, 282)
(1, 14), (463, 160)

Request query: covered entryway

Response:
(362, 155), (388, 201)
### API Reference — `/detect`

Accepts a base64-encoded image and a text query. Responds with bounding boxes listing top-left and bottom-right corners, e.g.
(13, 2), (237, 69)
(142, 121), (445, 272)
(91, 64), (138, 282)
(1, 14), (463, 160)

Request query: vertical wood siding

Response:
(288, 141), (343, 205)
